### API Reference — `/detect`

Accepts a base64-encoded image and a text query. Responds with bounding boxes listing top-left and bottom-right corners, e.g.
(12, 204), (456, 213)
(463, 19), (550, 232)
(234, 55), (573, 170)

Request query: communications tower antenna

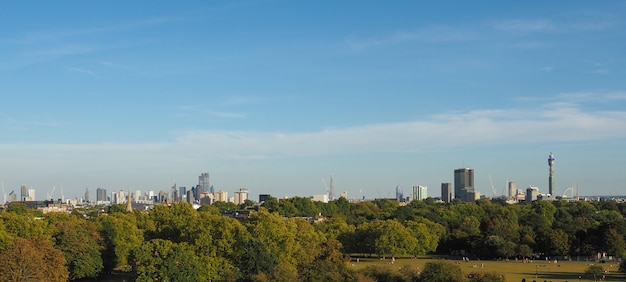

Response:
(548, 152), (555, 195)
(1, 180), (5, 204)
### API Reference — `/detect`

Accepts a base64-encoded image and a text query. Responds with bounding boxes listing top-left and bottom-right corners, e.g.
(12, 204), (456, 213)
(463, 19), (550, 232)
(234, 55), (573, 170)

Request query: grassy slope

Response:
(348, 257), (625, 281)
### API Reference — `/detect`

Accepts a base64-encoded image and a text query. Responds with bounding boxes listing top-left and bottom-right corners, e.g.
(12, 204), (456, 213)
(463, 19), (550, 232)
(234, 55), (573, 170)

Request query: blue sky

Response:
(1, 1), (626, 201)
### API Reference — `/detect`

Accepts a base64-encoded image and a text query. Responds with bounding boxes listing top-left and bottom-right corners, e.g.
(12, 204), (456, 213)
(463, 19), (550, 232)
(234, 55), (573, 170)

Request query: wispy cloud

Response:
(557, 90), (626, 102)
(491, 19), (557, 33)
(344, 26), (478, 50)
(219, 96), (265, 106)
(173, 105), (246, 120)
(67, 67), (96, 76)
(3, 16), (183, 46)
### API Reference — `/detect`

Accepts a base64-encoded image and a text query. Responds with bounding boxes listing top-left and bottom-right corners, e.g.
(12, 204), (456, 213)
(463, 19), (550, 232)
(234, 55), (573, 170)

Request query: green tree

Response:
(619, 259), (626, 276)
(261, 196), (279, 212)
(5, 202), (30, 214)
(419, 261), (466, 282)
(602, 228), (626, 258)
(467, 271), (506, 282)
(147, 202), (198, 242)
(545, 229), (570, 256)
(51, 216), (104, 279)
(213, 201), (238, 213)
(1, 212), (53, 240)
(98, 212), (144, 270)
(406, 218), (445, 256)
(584, 264), (604, 281)
(246, 209), (299, 275)
(0, 219), (14, 252)
(0, 237), (69, 282)
(130, 239), (203, 282)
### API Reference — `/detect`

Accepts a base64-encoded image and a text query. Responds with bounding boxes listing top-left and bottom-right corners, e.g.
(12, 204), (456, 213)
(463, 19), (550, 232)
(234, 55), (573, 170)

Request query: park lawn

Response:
(348, 257), (625, 281)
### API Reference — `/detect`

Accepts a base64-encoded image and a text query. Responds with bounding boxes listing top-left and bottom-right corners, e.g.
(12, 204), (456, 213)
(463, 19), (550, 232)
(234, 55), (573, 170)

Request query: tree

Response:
(467, 271), (506, 282)
(239, 237), (277, 280)
(98, 212), (144, 270)
(52, 216), (104, 279)
(619, 259), (626, 276)
(147, 202), (198, 242)
(261, 196), (279, 212)
(130, 239), (203, 282)
(419, 261), (466, 282)
(545, 229), (570, 256)
(602, 228), (626, 258)
(584, 265), (604, 281)
(1, 212), (53, 240)
(406, 218), (445, 256)
(213, 201), (238, 213)
(0, 219), (13, 252)
(0, 237), (69, 282)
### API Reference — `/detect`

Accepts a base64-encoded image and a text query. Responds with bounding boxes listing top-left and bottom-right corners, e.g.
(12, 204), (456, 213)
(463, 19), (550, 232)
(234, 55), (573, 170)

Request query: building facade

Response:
(234, 188), (249, 205)
(412, 185), (427, 201)
(454, 168), (474, 202)
(198, 172), (210, 194)
(96, 188), (107, 202)
(441, 183), (452, 203)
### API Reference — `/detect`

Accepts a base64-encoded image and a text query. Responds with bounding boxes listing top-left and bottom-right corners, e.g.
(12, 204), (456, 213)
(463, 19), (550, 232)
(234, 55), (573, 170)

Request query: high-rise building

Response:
(96, 188), (107, 202)
(199, 172), (210, 194)
(526, 186), (540, 203)
(441, 183), (452, 203)
(508, 182), (516, 198)
(179, 186), (187, 201)
(454, 168), (474, 202)
(466, 191), (480, 202)
(548, 153), (555, 196)
(234, 188), (249, 205)
(412, 185), (427, 201)
(21, 184), (28, 201)
(214, 190), (228, 202)
(259, 194), (271, 203)
(28, 189), (35, 201)
(84, 188), (89, 203)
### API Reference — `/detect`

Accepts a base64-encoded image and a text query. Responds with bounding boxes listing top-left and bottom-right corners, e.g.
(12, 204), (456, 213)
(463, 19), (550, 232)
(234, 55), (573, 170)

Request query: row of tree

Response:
(0, 197), (625, 281)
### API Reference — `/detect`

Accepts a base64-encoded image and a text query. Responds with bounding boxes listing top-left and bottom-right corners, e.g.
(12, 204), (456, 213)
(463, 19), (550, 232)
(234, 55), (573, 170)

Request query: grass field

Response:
(348, 257), (625, 281)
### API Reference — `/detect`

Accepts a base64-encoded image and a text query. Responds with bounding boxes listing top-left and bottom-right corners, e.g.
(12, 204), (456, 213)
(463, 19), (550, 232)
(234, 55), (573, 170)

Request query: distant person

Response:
(521, 279), (526, 282)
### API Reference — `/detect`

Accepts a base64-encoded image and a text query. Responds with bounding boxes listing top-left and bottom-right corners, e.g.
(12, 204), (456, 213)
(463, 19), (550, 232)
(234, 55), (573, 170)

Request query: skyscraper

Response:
(441, 183), (452, 203)
(199, 172), (210, 194)
(508, 181), (516, 198)
(21, 184), (28, 201)
(412, 185), (427, 201)
(454, 168), (474, 202)
(234, 188), (249, 205)
(96, 188), (107, 202)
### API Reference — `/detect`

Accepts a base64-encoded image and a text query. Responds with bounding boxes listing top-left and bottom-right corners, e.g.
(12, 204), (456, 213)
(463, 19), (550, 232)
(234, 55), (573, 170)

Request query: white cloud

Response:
(67, 67), (96, 76)
(3, 102), (626, 165)
(492, 19), (557, 33)
(344, 26), (477, 50)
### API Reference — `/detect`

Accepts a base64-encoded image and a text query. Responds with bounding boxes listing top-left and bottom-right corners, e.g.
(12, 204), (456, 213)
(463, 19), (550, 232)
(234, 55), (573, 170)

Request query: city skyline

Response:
(1, 1), (626, 199)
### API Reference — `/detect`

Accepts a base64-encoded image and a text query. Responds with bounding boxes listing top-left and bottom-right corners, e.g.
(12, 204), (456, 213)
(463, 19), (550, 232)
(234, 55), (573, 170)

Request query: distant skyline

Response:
(1, 1), (626, 200)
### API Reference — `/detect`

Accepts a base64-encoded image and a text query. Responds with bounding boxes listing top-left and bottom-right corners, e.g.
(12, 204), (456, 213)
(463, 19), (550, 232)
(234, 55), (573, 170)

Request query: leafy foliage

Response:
(130, 239), (203, 282)
(419, 261), (466, 282)
(0, 237), (69, 282)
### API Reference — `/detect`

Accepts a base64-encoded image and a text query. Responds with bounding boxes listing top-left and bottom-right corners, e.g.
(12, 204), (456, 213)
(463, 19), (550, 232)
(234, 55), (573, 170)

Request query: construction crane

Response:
(488, 175), (497, 197)
(47, 186), (56, 201)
